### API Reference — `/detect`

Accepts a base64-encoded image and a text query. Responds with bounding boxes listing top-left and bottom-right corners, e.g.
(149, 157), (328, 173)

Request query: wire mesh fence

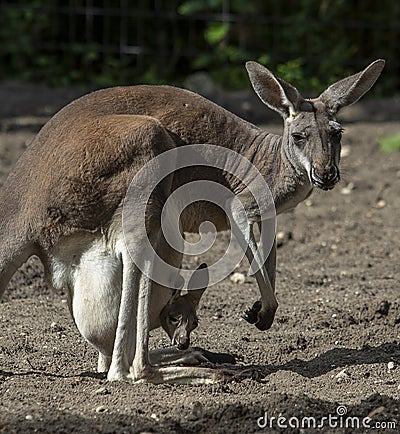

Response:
(0, 0), (399, 94)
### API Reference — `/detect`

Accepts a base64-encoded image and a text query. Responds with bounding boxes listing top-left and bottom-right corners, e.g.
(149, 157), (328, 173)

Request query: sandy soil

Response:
(0, 83), (399, 433)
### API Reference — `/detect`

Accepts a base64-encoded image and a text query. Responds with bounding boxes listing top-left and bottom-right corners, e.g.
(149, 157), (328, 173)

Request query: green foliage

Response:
(177, 0), (390, 94)
(379, 134), (400, 153)
(193, 22), (250, 90)
(179, 0), (255, 15)
(0, 0), (398, 94)
(204, 22), (230, 45)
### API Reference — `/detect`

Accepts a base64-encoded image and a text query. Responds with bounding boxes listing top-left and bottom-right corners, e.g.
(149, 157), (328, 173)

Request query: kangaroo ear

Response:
(187, 286), (207, 308)
(168, 289), (181, 305)
(246, 61), (302, 119)
(319, 59), (385, 114)
(186, 263), (209, 306)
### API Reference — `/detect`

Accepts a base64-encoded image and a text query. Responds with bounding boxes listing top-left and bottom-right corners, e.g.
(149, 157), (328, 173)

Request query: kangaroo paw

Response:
(243, 300), (262, 324)
(192, 347), (236, 365)
(255, 307), (276, 331)
(243, 300), (276, 330)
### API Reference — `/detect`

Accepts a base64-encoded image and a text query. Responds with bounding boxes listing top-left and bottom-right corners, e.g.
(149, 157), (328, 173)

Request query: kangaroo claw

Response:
(216, 368), (243, 383)
(243, 300), (262, 324)
(242, 310), (257, 324)
(217, 367), (266, 383)
(243, 300), (276, 330)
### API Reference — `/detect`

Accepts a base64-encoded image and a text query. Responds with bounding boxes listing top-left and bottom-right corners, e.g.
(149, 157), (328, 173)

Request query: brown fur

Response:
(0, 60), (385, 384)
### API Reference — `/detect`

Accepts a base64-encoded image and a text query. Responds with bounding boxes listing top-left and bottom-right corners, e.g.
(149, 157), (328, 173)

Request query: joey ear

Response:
(186, 263), (209, 302)
(246, 61), (302, 119)
(319, 59), (385, 114)
(186, 286), (207, 308)
(166, 289), (181, 306)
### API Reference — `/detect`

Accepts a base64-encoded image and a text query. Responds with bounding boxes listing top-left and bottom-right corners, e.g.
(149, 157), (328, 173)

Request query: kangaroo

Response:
(159, 293), (201, 350)
(0, 60), (384, 383)
(96, 263), (209, 373)
(160, 263), (208, 351)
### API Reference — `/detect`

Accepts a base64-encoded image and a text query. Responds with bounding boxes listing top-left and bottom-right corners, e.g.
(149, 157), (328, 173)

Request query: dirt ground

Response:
(0, 82), (399, 433)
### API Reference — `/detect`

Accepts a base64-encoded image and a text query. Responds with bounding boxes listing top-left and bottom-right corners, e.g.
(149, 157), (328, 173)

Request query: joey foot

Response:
(217, 368), (242, 383)
(214, 367), (266, 383)
(130, 364), (238, 384)
(192, 347), (236, 365)
(243, 300), (277, 331)
(231, 367), (266, 382)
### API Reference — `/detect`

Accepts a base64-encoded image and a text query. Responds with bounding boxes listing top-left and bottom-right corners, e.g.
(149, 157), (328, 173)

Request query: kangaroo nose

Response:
(311, 165), (339, 190)
(177, 336), (190, 351)
(327, 165), (338, 183)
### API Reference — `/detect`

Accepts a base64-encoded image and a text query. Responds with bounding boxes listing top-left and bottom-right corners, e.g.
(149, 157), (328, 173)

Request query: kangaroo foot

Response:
(243, 300), (276, 331)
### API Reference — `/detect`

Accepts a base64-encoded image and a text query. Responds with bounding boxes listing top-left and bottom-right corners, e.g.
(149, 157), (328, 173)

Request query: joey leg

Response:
(130, 258), (235, 384)
(149, 347), (236, 366)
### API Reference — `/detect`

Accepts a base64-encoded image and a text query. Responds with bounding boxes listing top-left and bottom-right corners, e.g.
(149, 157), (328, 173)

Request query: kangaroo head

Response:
(160, 263), (208, 350)
(246, 59), (385, 191)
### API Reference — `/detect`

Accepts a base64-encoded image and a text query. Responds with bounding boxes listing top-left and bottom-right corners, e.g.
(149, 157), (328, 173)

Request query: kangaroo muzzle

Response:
(311, 165), (339, 190)
(173, 330), (190, 351)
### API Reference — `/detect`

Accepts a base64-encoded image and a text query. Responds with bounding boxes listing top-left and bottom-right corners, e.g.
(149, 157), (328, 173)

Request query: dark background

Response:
(0, 0), (399, 96)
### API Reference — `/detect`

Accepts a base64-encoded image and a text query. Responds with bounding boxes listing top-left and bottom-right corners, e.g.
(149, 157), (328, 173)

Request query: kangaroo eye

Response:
(169, 316), (180, 325)
(291, 132), (306, 143)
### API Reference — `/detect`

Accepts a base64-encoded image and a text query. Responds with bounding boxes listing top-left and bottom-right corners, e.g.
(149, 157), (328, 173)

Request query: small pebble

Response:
(341, 145), (351, 158)
(340, 182), (355, 195)
(150, 413), (159, 421)
(192, 401), (203, 419)
(25, 415), (33, 421)
(335, 373), (348, 384)
(93, 387), (108, 395)
(95, 405), (107, 413)
(388, 361), (395, 371)
(276, 231), (292, 247)
(276, 231), (285, 240)
(230, 272), (245, 284)
(335, 369), (348, 380)
(376, 199), (386, 209)
(368, 406), (385, 418)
